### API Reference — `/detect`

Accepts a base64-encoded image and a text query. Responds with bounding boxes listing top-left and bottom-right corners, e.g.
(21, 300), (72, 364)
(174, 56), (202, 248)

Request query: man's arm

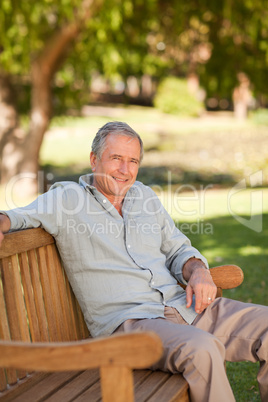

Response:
(183, 258), (217, 314)
(0, 214), (11, 247)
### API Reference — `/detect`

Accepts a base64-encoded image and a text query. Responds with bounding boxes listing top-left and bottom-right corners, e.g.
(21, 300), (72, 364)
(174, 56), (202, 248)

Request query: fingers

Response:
(186, 285), (194, 309)
(194, 285), (217, 314)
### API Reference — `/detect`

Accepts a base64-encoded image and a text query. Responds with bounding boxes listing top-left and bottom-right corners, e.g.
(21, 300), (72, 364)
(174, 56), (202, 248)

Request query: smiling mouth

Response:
(112, 176), (128, 182)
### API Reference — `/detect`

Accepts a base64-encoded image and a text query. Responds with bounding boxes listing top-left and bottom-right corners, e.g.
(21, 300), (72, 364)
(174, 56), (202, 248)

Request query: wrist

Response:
(183, 258), (208, 281)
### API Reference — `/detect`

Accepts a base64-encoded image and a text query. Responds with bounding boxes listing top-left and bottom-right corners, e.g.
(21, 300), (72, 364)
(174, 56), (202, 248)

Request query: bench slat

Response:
(44, 370), (100, 402)
(36, 246), (59, 341)
(1, 257), (27, 381)
(147, 374), (189, 402)
(51, 246), (75, 342)
(74, 379), (101, 402)
(135, 371), (171, 401)
(0, 228), (54, 258)
(18, 252), (41, 343)
(10, 372), (81, 402)
(45, 244), (67, 341)
(27, 249), (49, 342)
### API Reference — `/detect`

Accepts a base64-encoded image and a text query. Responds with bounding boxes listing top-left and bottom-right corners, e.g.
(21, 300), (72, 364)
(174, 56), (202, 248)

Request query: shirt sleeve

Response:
(158, 203), (209, 285)
(0, 185), (64, 237)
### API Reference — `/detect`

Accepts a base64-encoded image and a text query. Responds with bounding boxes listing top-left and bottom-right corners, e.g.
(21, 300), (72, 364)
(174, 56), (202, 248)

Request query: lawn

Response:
(1, 105), (267, 401)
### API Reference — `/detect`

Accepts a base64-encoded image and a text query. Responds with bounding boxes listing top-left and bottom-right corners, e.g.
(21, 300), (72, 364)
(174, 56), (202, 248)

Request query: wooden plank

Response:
(63, 270), (80, 341)
(8, 255), (30, 380)
(74, 376), (101, 402)
(27, 249), (49, 342)
(10, 372), (80, 402)
(45, 369), (99, 402)
(10, 255), (30, 343)
(45, 244), (66, 342)
(50, 245), (74, 342)
(0, 228), (54, 258)
(36, 246), (58, 341)
(0, 369), (7, 393)
(133, 369), (152, 387)
(1, 257), (24, 383)
(0, 264), (17, 388)
(75, 298), (90, 339)
(0, 373), (50, 402)
(134, 371), (170, 401)
(101, 366), (134, 402)
(18, 252), (41, 342)
(67, 281), (87, 340)
(147, 373), (189, 402)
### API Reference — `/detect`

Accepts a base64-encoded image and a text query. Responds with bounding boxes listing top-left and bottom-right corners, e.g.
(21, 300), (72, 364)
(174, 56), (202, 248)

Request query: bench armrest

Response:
(209, 265), (244, 289)
(0, 331), (162, 372)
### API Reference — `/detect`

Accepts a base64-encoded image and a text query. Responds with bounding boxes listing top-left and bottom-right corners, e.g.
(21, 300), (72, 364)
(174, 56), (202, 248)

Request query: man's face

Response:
(90, 134), (141, 201)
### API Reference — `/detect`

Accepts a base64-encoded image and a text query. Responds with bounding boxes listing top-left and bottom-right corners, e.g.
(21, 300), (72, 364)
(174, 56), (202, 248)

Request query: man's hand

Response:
(183, 258), (217, 314)
(0, 214), (11, 248)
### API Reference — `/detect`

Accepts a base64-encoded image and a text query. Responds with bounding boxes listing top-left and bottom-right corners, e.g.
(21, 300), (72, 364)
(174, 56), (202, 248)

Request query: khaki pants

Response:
(115, 298), (268, 402)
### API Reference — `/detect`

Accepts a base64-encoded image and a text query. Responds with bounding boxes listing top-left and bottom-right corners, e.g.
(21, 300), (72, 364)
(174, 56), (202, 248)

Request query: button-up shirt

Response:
(2, 174), (208, 337)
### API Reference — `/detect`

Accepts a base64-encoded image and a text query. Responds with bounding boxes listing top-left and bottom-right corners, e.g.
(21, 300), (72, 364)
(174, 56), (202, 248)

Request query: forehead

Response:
(104, 134), (140, 156)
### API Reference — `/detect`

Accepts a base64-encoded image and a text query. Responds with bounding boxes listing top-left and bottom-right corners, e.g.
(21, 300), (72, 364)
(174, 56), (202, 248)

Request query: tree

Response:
(147, 0), (268, 111)
(0, 0), (104, 196)
(0, 0), (164, 196)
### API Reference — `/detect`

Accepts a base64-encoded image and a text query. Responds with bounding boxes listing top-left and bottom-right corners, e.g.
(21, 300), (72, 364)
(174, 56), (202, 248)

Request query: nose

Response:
(118, 161), (129, 175)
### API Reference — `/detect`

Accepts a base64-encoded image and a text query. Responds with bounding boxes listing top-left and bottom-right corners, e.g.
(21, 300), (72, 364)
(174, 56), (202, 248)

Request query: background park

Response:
(0, 1), (268, 400)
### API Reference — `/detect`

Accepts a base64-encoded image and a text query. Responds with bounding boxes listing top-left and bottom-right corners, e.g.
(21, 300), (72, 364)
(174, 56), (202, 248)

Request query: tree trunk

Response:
(232, 72), (251, 120)
(16, 22), (80, 197)
(0, 75), (26, 193)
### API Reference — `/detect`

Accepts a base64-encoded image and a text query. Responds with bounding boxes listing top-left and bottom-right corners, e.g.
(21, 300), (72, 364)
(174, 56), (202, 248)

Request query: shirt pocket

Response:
(128, 215), (162, 248)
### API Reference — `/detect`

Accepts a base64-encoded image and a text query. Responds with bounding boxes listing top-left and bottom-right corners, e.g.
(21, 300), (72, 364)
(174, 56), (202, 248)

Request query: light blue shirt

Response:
(2, 174), (208, 337)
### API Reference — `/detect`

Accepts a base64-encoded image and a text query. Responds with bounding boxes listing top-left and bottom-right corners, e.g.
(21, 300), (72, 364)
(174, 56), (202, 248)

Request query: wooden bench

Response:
(0, 228), (244, 402)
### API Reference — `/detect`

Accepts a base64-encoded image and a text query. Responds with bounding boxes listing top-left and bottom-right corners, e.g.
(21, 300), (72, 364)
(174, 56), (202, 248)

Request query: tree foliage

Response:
(0, 0), (268, 195)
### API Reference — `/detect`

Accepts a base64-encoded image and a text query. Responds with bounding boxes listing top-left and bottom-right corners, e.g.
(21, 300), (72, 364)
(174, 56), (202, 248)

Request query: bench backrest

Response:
(0, 228), (89, 392)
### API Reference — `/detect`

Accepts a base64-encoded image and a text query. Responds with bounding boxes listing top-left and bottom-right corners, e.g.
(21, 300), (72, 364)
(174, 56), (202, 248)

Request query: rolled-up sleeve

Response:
(159, 206), (209, 285)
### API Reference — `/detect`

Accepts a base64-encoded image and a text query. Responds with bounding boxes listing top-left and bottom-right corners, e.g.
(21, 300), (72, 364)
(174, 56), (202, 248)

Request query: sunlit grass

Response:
(158, 187), (268, 221)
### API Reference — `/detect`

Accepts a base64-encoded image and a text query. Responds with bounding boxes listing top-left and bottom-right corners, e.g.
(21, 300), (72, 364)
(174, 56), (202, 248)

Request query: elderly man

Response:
(0, 121), (267, 402)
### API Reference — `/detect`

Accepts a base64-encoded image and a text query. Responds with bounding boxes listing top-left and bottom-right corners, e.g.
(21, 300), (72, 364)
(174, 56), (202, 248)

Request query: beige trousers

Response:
(115, 298), (268, 402)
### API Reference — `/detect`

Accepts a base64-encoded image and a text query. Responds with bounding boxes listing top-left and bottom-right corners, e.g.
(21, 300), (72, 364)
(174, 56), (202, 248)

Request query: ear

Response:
(90, 152), (97, 172)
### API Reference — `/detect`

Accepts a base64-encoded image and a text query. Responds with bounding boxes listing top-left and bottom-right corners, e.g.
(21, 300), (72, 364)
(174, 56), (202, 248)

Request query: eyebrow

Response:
(110, 154), (140, 163)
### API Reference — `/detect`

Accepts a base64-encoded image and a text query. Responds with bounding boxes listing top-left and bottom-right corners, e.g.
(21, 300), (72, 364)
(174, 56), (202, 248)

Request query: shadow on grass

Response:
(137, 166), (235, 187)
(42, 163), (236, 190)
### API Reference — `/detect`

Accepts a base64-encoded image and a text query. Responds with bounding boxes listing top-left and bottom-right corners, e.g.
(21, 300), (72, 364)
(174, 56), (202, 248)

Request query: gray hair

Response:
(91, 121), (144, 162)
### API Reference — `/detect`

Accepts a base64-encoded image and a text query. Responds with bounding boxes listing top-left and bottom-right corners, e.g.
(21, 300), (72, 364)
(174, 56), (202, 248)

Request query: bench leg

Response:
(100, 365), (134, 402)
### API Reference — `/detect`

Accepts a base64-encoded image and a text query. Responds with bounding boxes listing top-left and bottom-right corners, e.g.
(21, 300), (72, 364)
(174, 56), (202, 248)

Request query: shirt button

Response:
(127, 244), (131, 248)
(103, 199), (107, 203)
(151, 281), (155, 285)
